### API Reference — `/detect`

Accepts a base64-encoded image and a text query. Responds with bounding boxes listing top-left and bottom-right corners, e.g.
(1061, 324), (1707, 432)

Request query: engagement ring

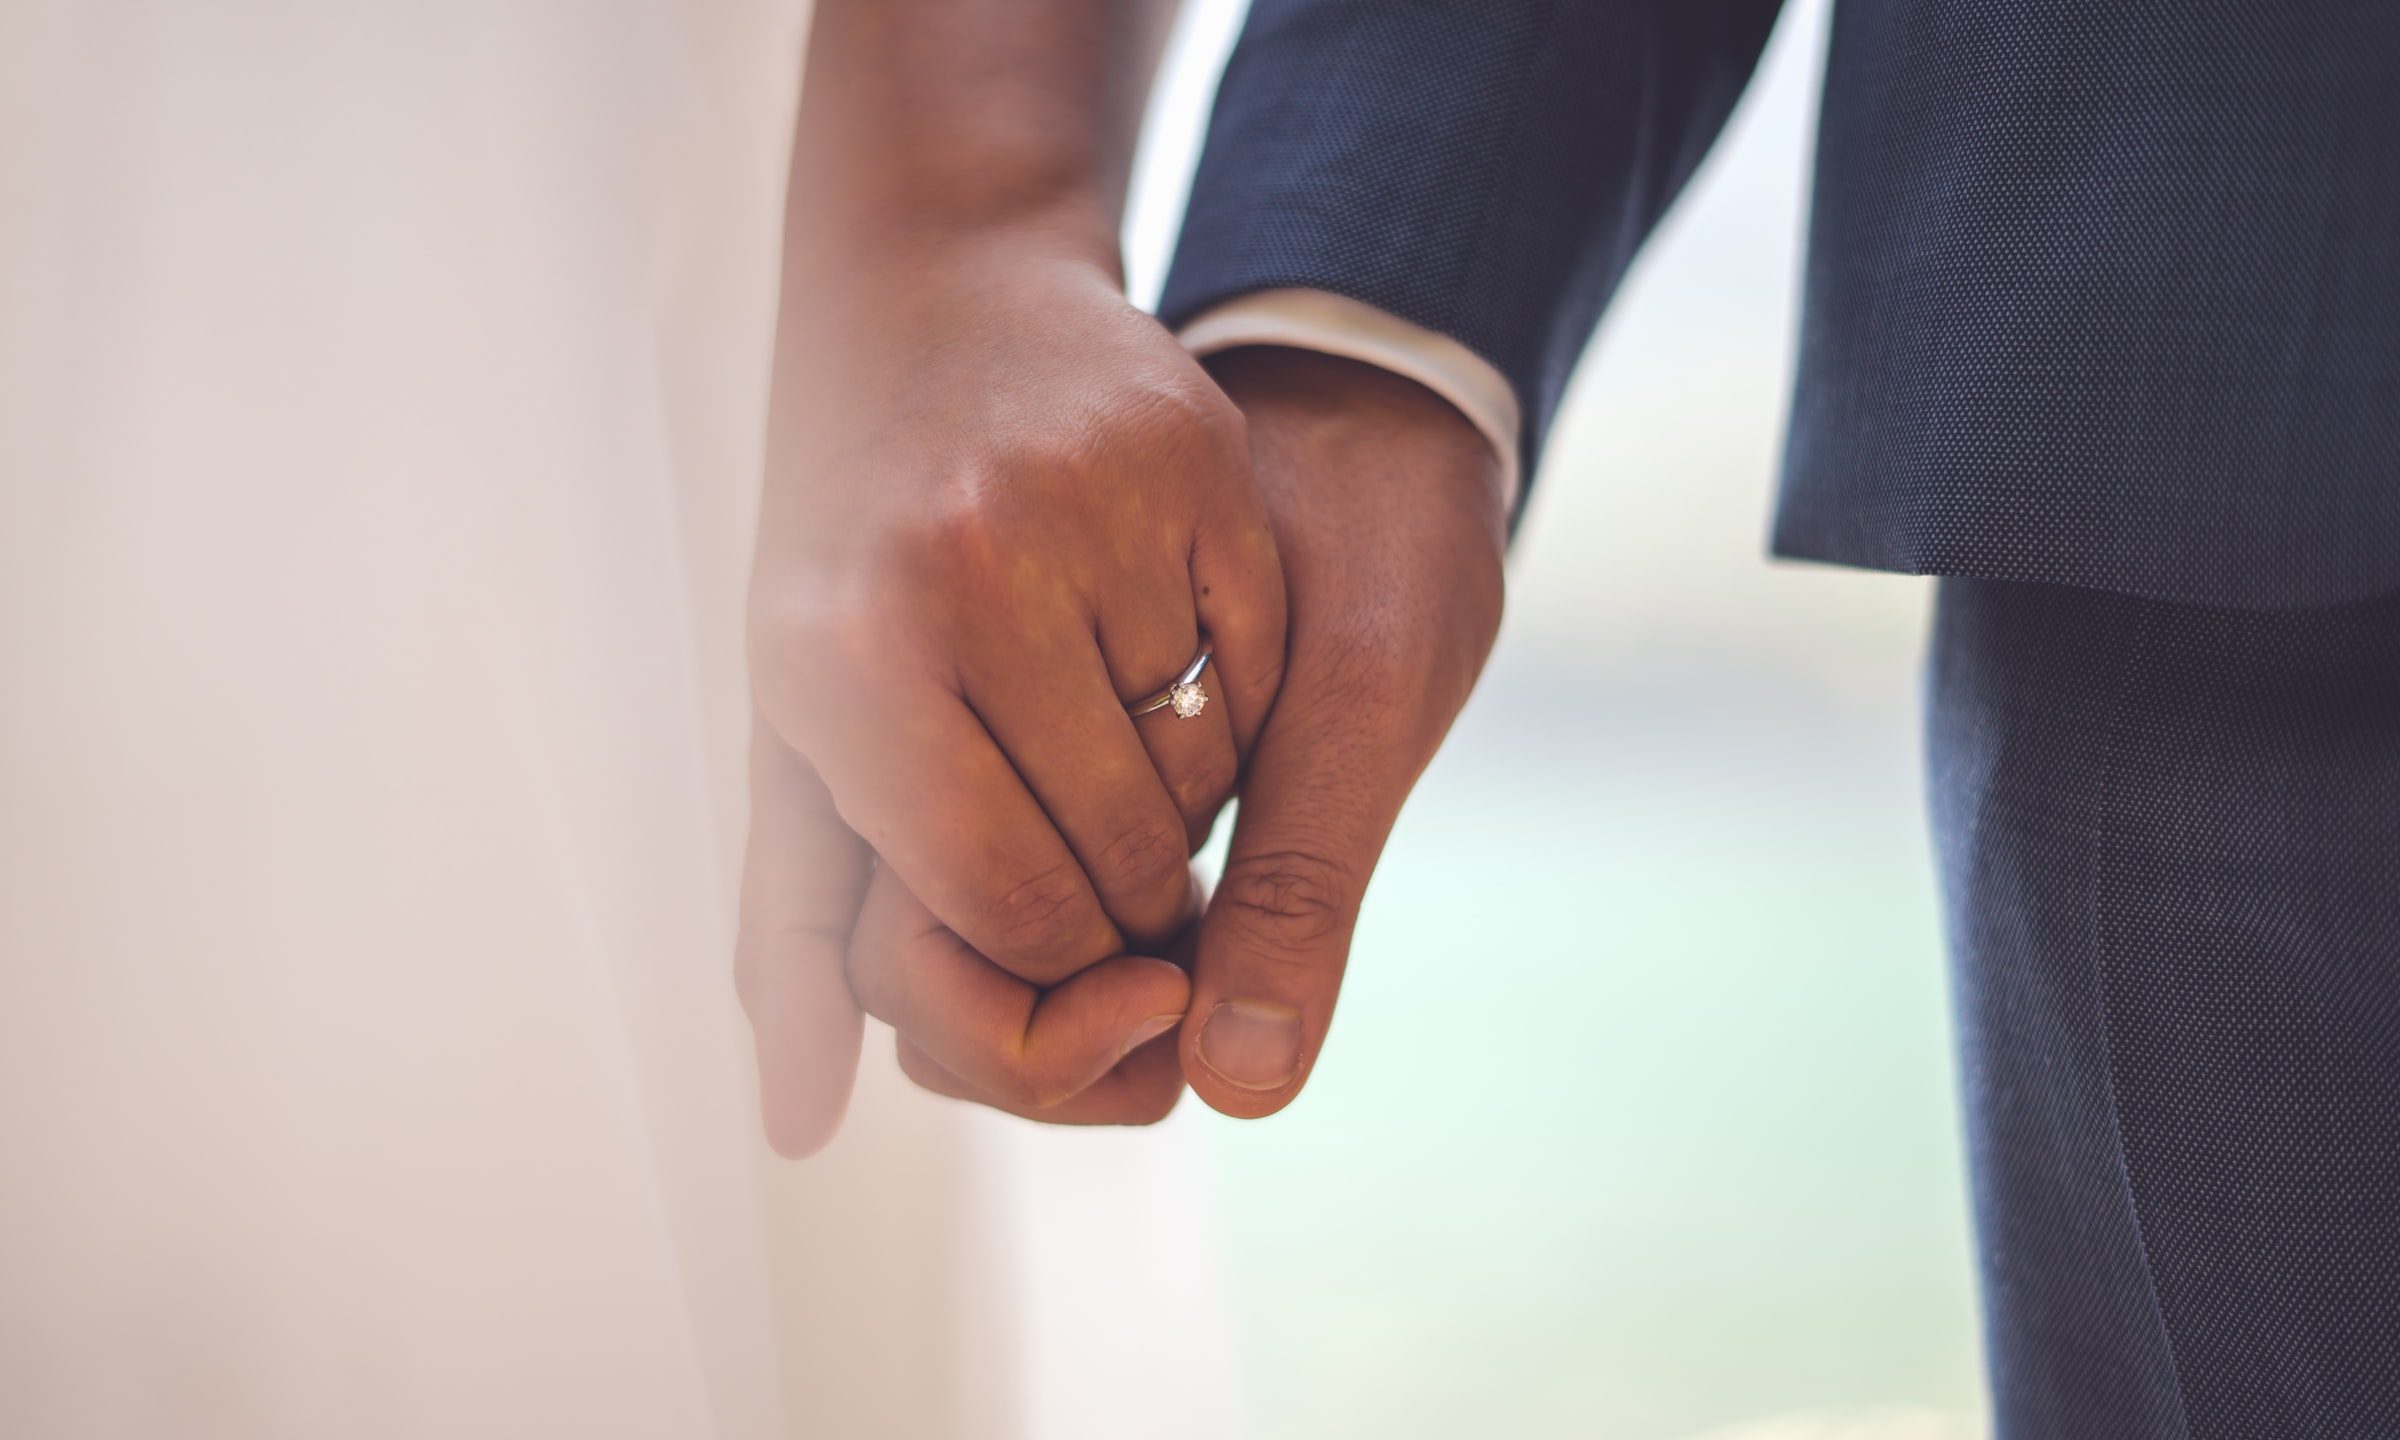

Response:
(1128, 644), (1211, 721)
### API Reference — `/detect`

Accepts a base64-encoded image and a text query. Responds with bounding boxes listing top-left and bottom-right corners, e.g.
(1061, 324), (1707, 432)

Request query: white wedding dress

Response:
(0, 3), (1235, 1435)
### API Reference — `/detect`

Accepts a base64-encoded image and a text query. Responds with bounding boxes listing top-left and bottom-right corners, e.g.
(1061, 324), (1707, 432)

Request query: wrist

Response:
(775, 211), (1127, 380)
(788, 0), (1161, 290)
(788, 174), (1124, 286)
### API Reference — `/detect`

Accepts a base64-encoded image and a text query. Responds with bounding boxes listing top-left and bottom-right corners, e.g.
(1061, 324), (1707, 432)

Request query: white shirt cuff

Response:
(1176, 288), (1523, 514)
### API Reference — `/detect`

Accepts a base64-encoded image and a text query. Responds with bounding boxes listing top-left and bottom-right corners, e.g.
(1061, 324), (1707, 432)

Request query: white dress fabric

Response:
(0, 3), (1234, 1436)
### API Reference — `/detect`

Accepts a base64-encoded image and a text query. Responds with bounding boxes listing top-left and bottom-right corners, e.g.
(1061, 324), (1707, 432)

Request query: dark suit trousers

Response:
(1927, 578), (2400, 1438)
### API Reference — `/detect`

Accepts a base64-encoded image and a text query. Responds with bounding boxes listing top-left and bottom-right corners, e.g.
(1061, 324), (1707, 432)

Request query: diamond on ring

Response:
(1129, 643), (1214, 721)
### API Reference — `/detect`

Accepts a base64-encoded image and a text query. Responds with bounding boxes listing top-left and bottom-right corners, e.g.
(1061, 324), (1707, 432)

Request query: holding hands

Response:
(736, 0), (1508, 1153)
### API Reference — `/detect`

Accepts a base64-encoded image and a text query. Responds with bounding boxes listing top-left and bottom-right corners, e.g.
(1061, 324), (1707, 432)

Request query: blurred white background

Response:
(0, 1), (1980, 1435)
(1121, 2), (1983, 1435)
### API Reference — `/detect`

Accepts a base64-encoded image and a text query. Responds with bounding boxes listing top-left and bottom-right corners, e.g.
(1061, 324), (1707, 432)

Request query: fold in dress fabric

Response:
(0, 5), (1234, 1435)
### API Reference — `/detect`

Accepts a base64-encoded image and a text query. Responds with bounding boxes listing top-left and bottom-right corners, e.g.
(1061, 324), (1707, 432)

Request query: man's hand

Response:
(1177, 347), (1507, 1117)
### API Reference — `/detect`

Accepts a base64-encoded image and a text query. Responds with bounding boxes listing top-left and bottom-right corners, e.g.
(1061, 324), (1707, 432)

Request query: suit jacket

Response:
(1160, 0), (2400, 608)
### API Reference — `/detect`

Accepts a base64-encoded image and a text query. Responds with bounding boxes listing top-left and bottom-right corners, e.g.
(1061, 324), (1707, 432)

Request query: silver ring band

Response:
(1128, 644), (1212, 720)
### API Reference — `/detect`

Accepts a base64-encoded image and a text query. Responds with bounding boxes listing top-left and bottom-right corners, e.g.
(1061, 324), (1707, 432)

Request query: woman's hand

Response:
(837, 347), (1512, 1129)
(735, 0), (1271, 1155)
(738, 231), (1286, 1154)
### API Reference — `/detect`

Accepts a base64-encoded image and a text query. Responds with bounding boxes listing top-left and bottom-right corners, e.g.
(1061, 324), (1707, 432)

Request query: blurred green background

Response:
(1124, 3), (1985, 1435)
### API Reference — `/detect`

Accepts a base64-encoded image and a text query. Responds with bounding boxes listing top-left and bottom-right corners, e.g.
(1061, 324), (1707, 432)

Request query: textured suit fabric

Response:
(1161, 0), (2400, 608)
(1929, 577), (2400, 1438)
(1163, 0), (1783, 495)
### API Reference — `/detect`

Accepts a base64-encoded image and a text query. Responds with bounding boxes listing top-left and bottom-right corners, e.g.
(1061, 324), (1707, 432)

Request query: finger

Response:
(895, 1029), (1185, 1126)
(791, 669), (1122, 986)
(735, 726), (872, 1159)
(1091, 591), (1243, 851)
(1179, 641), (1434, 1120)
(847, 865), (1189, 1111)
(1127, 657), (1241, 850)
(1190, 477), (1288, 764)
(961, 629), (1199, 950)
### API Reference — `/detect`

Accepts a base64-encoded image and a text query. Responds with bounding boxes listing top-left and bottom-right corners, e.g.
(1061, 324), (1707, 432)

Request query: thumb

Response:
(1178, 640), (1434, 1118)
(1177, 346), (1511, 1118)
(735, 723), (872, 1157)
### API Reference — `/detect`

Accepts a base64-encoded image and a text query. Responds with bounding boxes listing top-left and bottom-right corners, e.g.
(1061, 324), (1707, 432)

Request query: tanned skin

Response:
(738, 0), (1507, 1154)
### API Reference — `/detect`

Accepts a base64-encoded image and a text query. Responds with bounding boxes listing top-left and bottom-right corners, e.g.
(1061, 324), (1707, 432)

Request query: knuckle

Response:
(1212, 849), (1355, 953)
(1148, 376), (1247, 452)
(914, 478), (1009, 552)
(748, 589), (900, 708)
(1089, 815), (1187, 899)
(900, 471), (1089, 622)
(1172, 747), (1241, 824)
(976, 861), (1101, 969)
(1174, 404), (1252, 483)
(1087, 374), (1249, 479)
(885, 449), (1047, 562)
(901, 496), (1012, 597)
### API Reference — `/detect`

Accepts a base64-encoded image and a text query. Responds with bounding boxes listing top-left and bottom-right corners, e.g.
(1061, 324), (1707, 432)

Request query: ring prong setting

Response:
(1128, 643), (1214, 721)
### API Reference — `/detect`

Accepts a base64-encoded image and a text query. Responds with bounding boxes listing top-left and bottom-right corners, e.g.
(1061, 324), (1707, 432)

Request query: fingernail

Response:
(1121, 1013), (1183, 1060)
(1197, 1000), (1303, 1091)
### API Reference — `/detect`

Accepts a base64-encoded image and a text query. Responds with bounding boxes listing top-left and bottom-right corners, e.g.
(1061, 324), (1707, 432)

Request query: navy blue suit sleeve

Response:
(1159, 0), (1786, 488)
